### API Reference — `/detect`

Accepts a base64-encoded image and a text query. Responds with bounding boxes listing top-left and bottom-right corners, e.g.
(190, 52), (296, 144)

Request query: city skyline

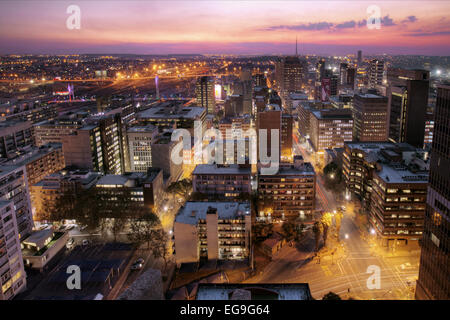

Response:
(1, 1), (450, 55)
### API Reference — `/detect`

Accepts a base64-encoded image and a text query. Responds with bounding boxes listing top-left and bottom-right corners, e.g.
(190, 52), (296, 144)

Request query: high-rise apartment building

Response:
(174, 202), (251, 263)
(0, 201), (27, 300)
(353, 93), (389, 142)
(416, 84), (450, 300)
(0, 121), (34, 158)
(196, 76), (215, 114)
(0, 165), (33, 239)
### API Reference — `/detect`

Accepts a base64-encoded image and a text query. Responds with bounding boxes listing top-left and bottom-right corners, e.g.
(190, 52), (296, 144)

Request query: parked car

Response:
(66, 238), (75, 248)
(82, 239), (90, 246)
(135, 258), (145, 265)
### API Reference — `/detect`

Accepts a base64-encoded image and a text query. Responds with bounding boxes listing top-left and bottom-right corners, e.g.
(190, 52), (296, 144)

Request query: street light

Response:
(345, 233), (349, 239)
(371, 228), (376, 235)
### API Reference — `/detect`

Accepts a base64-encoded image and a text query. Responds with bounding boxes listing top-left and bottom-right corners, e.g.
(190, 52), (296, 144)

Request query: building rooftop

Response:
(193, 164), (251, 175)
(0, 143), (62, 165)
(137, 104), (205, 120)
(127, 124), (157, 133)
(259, 162), (315, 176)
(96, 172), (147, 187)
(175, 202), (250, 225)
(375, 164), (428, 184)
(311, 109), (353, 120)
(196, 283), (312, 300)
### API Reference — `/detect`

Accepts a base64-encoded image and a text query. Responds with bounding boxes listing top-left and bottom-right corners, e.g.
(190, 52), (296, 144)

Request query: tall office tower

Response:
(281, 114), (293, 162)
(0, 121), (34, 158)
(357, 50), (362, 66)
(254, 73), (267, 87)
(62, 114), (125, 174)
(0, 165), (33, 239)
(196, 76), (215, 114)
(127, 124), (158, 172)
(330, 75), (339, 96)
(416, 84), (450, 300)
(347, 67), (356, 88)
(316, 58), (326, 81)
(276, 56), (307, 106)
(0, 201), (27, 300)
(368, 59), (384, 89)
(224, 95), (244, 117)
(340, 63), (348, 85)
(257, 104), (282, 163)
(387, 68), (430, 148)
(309, 109), (353, 152)
(388, 81), (429, 147)
(353, 93), (389, 142)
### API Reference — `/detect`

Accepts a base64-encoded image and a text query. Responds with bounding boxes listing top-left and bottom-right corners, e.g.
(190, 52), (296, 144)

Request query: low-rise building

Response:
(21, 228), (69, 272)
(95, 169), (164, 215)
(174, 202), (251, 263)
(31, 169), (101, 221)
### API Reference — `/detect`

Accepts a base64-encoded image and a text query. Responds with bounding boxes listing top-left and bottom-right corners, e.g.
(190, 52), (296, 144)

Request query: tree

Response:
(167, 179), (192, 200)
(281, 221), (299, 242)
(323, 161), (344, 192)
(252, 221), (273, 243)
(335, 210), (344, 239)
(312, 221), (322, 252)
(320, 212), (333, 247)
(322, 292), (342, 300)
(150, 229), (170, 273)
(128, 211), (161, 249)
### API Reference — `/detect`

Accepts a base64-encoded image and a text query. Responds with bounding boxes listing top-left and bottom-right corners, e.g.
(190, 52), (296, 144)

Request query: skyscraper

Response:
(275, 56), (307, 106)
(357, 50), (362, 66)
(387, 68), (430, 147)
(353, 93), (389, 142)
(415, 84), (450, 300)
(196, 76), (215, 114)
(368, 59), (384, 89)
(340, 63), (348, 85)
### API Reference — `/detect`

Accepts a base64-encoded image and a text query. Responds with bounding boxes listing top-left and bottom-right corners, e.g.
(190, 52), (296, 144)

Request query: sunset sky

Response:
(1, 1), (450, 55)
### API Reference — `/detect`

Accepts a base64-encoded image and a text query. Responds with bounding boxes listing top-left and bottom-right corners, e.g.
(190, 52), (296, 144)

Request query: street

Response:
(243, 135), (420, 300)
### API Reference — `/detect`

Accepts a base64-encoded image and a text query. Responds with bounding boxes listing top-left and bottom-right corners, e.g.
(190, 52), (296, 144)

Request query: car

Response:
(135, 258), (145, 265)
(66, 238), (75, 248)
(82, 239), (90, 246)
(79, 225), (87, 231)
(131, 263), (143, 270)
(66, 225), (75, 231)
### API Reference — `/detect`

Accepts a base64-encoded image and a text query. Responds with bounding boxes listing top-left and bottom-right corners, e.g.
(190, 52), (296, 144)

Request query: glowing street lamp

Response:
(345, 233), (349, 239)
(371, 228), (376, 235)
